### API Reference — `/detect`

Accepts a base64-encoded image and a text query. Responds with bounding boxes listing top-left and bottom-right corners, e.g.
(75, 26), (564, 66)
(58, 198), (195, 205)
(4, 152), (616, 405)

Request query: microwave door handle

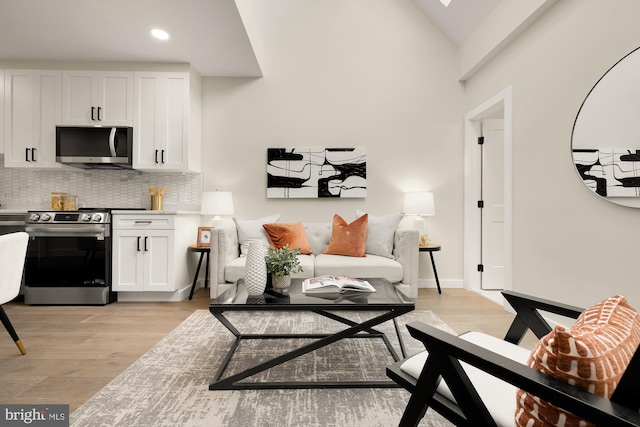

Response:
(109, 127), (117, 157)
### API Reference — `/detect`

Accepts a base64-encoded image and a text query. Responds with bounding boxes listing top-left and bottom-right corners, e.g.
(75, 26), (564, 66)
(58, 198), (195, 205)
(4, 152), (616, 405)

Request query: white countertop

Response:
(113, 210), (200, 215)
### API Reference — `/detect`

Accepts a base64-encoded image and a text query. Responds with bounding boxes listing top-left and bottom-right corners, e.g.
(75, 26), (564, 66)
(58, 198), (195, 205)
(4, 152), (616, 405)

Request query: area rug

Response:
(71, 309), (455, 427)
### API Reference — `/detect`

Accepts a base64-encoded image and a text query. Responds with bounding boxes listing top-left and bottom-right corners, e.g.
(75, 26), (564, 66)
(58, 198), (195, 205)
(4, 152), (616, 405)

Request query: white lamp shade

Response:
(201, 191), (234, 216)
(403, 191), (435, 216)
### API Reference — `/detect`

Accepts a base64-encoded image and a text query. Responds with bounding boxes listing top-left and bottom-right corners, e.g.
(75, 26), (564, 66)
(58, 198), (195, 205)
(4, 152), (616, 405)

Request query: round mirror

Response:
(572, 46), (640, 207)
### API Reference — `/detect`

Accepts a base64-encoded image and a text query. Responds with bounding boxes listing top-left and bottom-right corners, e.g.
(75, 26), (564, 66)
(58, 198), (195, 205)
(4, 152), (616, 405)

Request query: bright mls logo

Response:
(1, 405), (68, 426)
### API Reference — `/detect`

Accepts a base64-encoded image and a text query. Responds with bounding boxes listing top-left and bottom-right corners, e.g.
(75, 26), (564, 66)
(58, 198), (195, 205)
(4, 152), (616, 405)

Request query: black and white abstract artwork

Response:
(267, 147), (366, 198)
(573, 148), (640, 197)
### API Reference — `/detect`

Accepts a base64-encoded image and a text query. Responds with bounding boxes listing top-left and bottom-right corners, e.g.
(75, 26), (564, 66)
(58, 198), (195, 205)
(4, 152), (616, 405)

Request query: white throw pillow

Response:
(355, 210), (403, 259)
(233, 214), (281, 256)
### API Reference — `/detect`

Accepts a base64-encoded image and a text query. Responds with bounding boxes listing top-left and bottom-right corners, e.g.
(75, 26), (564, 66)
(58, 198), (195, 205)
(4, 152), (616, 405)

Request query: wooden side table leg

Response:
(429, 252), (442, 294)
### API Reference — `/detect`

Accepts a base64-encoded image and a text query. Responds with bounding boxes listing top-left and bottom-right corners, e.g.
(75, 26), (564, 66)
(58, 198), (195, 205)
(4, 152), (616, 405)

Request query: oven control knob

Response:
(81, 214), (92, 222)
(92, 213), (103, 223)
(29, 213), (40, 222)
(41, 213), (51, 221)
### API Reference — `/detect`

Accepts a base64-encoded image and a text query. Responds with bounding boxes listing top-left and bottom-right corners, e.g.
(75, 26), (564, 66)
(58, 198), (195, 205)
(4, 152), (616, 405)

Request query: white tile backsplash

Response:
(0, 162), (203, 210)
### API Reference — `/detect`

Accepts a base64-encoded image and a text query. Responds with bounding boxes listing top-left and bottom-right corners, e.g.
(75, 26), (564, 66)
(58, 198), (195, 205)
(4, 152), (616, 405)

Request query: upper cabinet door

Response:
(4, 69), (62, 169)
(99, 72), (134, 125)
(62, 71), (133, 126)
(133, 72), (199, 172)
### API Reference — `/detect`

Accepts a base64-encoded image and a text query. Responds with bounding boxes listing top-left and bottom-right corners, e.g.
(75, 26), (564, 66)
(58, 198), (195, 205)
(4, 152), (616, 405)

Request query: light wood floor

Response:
(0, 287), (530, 412)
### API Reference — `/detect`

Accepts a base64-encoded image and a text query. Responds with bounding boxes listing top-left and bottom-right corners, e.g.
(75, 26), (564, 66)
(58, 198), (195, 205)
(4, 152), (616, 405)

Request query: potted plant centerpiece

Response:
(265, 244), (302, 291)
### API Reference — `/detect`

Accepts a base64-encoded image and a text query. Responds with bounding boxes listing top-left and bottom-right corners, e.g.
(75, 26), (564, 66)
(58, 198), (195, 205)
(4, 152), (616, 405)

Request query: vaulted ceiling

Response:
(0, 0), (500, 77)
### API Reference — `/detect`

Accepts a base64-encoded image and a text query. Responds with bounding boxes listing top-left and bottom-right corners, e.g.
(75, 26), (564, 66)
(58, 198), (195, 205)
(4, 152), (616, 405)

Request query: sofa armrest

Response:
(209, 219), (239, 297)
(393, 218), (419, 298)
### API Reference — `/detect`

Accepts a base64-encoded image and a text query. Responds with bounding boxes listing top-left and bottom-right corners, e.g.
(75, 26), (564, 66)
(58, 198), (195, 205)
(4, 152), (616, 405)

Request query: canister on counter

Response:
(63, 194), (77, 211)
(51, 192), (66, 210)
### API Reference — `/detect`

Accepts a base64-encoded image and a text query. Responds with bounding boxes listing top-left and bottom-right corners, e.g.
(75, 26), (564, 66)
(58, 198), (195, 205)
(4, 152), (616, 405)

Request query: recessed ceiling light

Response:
(440, 0), (452, 6)
(150, 28), (170, 41)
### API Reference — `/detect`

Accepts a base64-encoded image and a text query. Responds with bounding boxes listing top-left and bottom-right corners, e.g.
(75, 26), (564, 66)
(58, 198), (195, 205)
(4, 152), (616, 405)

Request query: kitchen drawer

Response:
(112, 214), (175, 230)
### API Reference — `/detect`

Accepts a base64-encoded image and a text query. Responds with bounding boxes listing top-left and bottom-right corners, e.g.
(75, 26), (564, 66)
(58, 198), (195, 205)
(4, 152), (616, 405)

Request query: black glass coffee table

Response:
(208, 278), (415, 390)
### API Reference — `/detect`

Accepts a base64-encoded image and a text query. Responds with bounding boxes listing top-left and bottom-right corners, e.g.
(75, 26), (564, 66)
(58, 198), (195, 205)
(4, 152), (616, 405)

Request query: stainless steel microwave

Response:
(56, 126), (133, 169)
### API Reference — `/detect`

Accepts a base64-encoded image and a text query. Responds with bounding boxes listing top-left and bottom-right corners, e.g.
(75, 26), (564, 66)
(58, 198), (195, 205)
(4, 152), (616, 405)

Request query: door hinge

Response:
(477, 264), (484, 272)
(478, 136), (485, 145)
(477, 200), (484, 208)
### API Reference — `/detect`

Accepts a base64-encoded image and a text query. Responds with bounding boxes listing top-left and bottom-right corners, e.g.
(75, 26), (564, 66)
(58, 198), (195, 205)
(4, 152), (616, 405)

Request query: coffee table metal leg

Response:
(393, 317), (408, 358)
(209, 308), (412, 390)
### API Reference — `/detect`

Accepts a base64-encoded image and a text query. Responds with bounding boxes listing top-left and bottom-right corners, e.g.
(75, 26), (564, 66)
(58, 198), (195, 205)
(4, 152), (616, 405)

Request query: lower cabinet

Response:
(112, 213), (201, 300)
(112, 227), (176, 292)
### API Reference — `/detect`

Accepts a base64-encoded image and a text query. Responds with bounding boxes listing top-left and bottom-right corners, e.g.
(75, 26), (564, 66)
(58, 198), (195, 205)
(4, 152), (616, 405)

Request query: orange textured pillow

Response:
(323, 214), (368, 257)
(262, 222), (312, 254)
(515, 294), (640, 427)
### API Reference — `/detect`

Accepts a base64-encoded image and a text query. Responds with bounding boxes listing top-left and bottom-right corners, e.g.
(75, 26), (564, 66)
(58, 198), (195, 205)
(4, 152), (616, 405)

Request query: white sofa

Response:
(208, 217), (420, 298)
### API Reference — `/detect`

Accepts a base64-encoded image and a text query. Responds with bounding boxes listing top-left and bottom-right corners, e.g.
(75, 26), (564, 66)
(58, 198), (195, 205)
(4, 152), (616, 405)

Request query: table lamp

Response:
(403, 191), (435, 233)
(201, 191), (234, 227)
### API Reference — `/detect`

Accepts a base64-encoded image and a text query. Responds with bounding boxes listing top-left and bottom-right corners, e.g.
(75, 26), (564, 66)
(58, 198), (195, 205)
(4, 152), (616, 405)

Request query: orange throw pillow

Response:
(262, 222), (312, 254)
(323, 214), (368, 257)
(515, 294), (640, 427)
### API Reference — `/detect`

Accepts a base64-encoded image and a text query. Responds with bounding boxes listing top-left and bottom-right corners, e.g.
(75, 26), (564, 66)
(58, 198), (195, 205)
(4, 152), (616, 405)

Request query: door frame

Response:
(463, 86), (513, 305)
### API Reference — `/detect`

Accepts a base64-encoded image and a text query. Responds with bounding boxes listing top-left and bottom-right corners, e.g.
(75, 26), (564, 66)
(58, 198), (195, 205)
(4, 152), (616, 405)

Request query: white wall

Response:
(463, 0), (640, 307)
(201, 0), (465, 285)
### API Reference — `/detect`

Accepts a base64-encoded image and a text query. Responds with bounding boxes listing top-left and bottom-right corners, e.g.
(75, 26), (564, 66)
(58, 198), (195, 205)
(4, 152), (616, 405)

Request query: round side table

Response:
(419, 244), (442, 294)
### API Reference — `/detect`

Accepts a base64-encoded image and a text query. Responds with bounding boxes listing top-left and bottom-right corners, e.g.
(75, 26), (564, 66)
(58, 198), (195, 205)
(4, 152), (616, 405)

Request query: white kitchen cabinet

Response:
(4, 70), (62, 168)
(112, 215), (176, 292)
(133, 71), (201, 172)
(112, 212), (201, 301)
(62, 71), (133, 126)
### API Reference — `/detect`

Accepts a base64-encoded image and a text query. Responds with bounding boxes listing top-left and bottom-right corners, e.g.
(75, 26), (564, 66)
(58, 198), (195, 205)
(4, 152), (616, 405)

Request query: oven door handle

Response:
(26, 231), (105, 239)
(25, 227), (106, 239)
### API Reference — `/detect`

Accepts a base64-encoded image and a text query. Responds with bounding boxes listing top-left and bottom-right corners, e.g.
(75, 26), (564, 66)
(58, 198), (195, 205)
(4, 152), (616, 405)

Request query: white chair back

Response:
(0, 232), (29, 305)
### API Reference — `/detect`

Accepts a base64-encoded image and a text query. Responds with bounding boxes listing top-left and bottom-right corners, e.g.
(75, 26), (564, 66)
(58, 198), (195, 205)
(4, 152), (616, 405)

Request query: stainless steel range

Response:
(24, 209), (115, 305)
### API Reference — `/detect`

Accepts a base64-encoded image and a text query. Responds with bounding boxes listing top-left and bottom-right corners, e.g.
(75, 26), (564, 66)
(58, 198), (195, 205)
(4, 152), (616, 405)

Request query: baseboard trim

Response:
(116, 284), (192, 302)
(418, 278), (464, 289)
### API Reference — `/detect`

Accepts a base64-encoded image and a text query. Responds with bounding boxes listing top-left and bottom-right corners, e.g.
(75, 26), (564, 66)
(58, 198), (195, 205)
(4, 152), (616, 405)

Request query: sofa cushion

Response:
(515, 294), (640, 427)
(323, 214), (368, 257)
(303, 223), (333, 255)
(263, 222), (313, 254)
(233, 214), (281, 256)
(356, 210), (403, 259)
(225, 254), (315, 283)
(314, 253), (403, 283)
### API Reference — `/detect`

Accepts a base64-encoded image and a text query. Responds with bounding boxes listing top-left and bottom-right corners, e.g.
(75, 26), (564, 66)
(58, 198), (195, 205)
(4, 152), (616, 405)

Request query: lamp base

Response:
(410, 216), (425, 232)
(211, 216), (224, 228)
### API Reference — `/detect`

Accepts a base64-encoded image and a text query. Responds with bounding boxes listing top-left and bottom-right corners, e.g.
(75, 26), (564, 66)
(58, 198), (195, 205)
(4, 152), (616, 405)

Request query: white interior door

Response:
(464, 86), (512, 306)
(480, 118), (505, 290)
